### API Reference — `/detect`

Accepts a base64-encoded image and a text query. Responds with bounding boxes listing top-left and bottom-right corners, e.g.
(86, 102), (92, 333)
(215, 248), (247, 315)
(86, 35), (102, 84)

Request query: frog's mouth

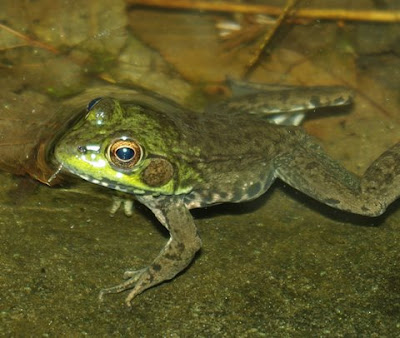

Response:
(57, 162), (146, 195)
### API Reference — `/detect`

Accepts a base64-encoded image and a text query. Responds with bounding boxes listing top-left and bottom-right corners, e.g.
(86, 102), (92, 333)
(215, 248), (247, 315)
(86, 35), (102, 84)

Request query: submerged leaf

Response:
(0, 90), (82, 185)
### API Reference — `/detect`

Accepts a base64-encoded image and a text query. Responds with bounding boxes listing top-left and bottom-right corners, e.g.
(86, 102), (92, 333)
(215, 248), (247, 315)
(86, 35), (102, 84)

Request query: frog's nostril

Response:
(77, 145), (87, 154)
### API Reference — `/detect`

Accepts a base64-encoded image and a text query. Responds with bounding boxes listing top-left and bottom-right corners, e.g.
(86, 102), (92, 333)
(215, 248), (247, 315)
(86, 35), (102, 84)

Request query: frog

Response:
(53, 84), (400, 306)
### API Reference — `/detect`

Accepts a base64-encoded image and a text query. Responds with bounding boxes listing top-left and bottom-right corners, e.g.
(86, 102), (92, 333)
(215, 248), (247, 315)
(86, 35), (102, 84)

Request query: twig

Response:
(244, 0), (298, 78)
(126, 0), (400, 23)
(0, 23), (59, 54)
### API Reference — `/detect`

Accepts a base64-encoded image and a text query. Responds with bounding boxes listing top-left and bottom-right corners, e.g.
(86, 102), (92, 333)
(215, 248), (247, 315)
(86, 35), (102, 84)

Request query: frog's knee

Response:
(182, 235), (202, 262)
(360, 201), (386, 217)
(190, 235), (202, 254)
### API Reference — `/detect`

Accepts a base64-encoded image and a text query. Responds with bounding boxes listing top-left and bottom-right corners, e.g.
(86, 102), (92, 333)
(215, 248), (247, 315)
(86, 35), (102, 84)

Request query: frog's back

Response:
(122, 94), (291, 161)
(153, 104), (298, 208)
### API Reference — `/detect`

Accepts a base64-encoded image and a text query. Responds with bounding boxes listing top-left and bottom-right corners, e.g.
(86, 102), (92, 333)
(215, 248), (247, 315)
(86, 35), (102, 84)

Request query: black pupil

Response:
(87, 97), (102, 111)
(116, 147), (135, 161)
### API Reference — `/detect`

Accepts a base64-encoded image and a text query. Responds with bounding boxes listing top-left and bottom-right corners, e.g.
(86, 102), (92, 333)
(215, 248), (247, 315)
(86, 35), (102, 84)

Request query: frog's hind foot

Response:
(98, 268), (145, 303)
(99, 267), (168, 307)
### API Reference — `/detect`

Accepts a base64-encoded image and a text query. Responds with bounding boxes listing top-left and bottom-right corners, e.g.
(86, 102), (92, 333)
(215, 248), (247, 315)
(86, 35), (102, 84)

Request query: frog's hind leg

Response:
(208, 85), (353, 123)
(274, 137), (400, 217)
(362, 142), (400, 214)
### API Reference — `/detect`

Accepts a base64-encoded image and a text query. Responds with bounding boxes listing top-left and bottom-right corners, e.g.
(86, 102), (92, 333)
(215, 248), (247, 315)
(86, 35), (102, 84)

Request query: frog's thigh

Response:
(273, 147), (384, 216)
(362, 142), (400, 211)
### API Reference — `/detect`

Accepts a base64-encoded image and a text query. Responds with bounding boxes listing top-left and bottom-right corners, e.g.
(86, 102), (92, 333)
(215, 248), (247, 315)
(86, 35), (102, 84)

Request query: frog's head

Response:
(54, 97), (192, 195)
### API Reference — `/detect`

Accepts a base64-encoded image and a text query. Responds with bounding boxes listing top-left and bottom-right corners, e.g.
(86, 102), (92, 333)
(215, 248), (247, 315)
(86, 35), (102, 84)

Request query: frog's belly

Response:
(183, 165), (276, 209)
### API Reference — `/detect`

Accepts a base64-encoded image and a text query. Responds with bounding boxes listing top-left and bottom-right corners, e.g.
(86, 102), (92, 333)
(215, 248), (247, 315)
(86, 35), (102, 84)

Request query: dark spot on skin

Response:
(179, 178), (190, 188)
(232, 188), (245, 202)
(325, 198), (340, 205)
(305, 162), (319, 170)
(310, 95), (322, 107)
(164, 242), (186, 261)
(247, 182), (261, 197)
(219, 192), (228, 199)
(361, 206), (370, 212)
(206, 195), (215, 203)
(176, 242), (185, 254)
(333, 96), (346, 105)
(384, 173), (394, 184)
(164, 253), (180, 261)
(141, 158), (174, 187)
(152, 264), (161, 271)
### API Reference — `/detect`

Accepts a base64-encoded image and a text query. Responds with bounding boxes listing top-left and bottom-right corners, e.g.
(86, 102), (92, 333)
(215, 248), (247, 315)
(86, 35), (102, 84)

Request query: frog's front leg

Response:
(275, 132), (400, 216)
(99, 195), (201, 306)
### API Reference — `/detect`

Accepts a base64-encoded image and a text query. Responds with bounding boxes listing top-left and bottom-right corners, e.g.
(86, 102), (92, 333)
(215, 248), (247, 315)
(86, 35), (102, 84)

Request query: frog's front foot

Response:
(100, 197), (202, 306)
(109, 196), (134, 217)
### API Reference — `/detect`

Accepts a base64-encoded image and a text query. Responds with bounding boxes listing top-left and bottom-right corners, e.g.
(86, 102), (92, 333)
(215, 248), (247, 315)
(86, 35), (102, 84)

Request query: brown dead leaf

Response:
(0, 91), (82, 185)
(128, 9), (254, 82)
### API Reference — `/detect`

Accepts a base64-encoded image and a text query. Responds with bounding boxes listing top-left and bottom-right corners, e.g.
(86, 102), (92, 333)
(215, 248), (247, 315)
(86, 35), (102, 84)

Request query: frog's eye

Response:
(107, 138), (142, 170)
(87, 97), (102, 111)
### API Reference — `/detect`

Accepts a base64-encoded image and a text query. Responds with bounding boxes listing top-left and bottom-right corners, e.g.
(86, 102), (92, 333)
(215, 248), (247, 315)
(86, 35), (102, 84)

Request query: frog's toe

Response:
(103, 266), (172, 306)
(99, 277), (138, 302)
(123, 268), (146, 279)
(109, 196), (135, 217)
(125, 286), (143, 306)
(98, 268), (145, 302)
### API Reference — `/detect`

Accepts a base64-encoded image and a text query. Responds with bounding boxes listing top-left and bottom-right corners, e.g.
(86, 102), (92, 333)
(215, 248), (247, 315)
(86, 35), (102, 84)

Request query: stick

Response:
(126, 0), (400, 23)
(244, 0), (298, 77)
(0, 23), (59, 54)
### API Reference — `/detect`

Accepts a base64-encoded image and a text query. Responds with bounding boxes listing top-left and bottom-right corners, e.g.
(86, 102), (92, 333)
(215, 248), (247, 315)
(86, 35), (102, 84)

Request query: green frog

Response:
(53, 84), (400, 306)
